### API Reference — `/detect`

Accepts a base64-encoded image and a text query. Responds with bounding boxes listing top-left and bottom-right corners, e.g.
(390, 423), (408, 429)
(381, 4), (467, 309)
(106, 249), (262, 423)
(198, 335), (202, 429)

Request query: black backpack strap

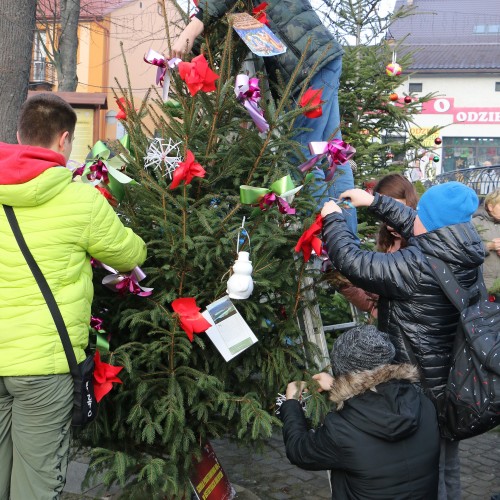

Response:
(3, 205), (79, 377)
(424, 254), (482, 312)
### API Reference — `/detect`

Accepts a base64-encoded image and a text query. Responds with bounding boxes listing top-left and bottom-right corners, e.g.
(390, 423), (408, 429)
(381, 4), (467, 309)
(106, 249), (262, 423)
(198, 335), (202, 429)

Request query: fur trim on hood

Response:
(329, 364), (420, 410)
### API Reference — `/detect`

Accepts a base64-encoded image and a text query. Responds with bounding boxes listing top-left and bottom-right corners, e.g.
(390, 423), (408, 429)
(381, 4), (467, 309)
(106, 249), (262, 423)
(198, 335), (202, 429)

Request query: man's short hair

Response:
(17, 93), (77, 148)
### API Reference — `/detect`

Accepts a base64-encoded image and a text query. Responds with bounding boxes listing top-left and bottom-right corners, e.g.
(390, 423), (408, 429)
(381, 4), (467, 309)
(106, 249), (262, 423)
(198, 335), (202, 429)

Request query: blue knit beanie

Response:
(417, 182), (478, 232)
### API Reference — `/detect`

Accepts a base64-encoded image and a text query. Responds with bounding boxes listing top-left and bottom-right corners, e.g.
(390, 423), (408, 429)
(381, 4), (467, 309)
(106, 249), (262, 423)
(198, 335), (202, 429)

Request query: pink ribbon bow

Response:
(298, 139), (356, 181)
(259, 192), (295, 215)
(235, 74), (269, 133)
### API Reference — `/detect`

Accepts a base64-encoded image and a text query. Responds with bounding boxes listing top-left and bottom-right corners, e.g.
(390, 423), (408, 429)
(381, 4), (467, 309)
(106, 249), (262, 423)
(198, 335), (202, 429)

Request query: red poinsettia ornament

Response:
(93, 351), (123, 402)
(252, 2), (270, 26)
(178, 54), (219, 96)
(170, 150), (206, 189)
(299, 88), (324, 119)
(295, 214), (324, 262)
(115, 97), (129, 120)
(171, 297), (211, 342)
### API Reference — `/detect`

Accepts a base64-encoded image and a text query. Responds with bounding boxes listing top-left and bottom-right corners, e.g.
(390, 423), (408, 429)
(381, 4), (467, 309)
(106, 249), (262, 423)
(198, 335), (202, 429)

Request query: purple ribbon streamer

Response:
(297, 139), (356, 181)
(235, 74), (269, 133)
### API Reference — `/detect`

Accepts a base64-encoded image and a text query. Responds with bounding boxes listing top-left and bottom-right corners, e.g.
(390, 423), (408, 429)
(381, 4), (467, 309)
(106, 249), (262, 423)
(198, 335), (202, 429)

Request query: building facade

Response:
(390, 0), (500, 177)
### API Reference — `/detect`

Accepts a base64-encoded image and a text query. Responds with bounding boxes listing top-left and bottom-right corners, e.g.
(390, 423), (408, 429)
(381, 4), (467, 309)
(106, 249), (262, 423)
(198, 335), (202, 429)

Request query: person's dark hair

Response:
(17, 93), (77, 147)
(374, 173), (418, 252)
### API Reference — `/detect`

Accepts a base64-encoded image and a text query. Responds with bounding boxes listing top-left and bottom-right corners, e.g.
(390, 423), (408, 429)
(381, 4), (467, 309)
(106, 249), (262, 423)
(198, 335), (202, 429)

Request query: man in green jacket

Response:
(169, 0), (357, 235)
(0, 93), (147, 499)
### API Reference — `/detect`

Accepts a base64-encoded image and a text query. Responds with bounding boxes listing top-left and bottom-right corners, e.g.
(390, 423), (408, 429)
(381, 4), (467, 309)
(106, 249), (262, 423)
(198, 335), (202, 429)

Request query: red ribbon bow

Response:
(170, 150), (206, 190)
(294, 214), (324, 262)
(178, 55), (219, 96)
(171, 297), (211, 342)
(299, 87), (324, 119)
(115, 97), (130, 120)
(252, 2), (270, 26)
(93, 351), (123, 402)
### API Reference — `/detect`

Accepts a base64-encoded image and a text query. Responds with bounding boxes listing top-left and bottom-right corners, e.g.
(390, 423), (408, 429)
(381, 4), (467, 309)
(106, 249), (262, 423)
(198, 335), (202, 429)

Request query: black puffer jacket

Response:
(323, 194), (484, 399)
(280, 365), (440, 500)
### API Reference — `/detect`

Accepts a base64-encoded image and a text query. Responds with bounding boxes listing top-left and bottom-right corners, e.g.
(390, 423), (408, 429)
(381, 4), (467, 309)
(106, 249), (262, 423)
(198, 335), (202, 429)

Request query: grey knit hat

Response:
(330, 325), (396, 376)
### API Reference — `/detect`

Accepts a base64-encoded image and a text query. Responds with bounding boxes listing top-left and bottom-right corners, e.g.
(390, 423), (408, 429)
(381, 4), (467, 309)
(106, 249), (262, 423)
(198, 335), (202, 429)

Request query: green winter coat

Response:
(0, 143), (146, 376)
(196, 0), (344, 96)
(472, 204), (500, 291)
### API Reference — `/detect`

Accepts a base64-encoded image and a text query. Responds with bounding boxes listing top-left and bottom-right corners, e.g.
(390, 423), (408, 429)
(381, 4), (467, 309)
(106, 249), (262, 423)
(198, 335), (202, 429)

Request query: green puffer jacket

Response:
(0, 143), (147, 376)
(472, 204), (500, 291)
(196, 0), (344, 96)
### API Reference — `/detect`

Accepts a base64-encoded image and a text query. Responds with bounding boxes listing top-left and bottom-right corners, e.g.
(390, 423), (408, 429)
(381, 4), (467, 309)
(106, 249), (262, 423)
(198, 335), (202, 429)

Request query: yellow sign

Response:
(410, 127), (440, 149)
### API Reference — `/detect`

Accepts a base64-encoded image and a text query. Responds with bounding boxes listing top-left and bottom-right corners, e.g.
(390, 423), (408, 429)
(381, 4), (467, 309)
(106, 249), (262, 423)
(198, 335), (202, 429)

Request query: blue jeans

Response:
(438, 438), (461, 500)
(293, 57), (357, 237)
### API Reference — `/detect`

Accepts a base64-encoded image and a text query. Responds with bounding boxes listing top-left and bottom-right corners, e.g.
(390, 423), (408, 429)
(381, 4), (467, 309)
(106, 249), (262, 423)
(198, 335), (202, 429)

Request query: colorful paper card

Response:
(229, 13), (286, 57)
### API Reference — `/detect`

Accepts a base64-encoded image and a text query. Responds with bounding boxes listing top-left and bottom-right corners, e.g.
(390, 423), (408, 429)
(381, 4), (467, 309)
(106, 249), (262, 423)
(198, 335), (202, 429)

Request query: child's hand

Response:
(312, 372), (334, 392)
(339, 188), (374, 208)
(285, 381), (307, 400)
(321, 200), (342, 217)
(169, 17), (204, 59)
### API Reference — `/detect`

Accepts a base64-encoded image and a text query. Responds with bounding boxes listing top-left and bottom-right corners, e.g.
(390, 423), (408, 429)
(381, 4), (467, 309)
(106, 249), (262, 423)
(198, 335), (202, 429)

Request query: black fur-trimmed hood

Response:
(329, 364), (424, 441)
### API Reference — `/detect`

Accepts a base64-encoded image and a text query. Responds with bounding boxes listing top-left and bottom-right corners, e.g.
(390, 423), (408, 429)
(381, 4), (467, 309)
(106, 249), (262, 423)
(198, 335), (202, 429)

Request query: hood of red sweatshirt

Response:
(0, 143), (66, 185)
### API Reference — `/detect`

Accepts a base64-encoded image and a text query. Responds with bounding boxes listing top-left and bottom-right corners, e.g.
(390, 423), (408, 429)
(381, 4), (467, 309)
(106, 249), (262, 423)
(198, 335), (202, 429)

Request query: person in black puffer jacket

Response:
(320, 182), (483, 500)
(279, 325), (440, 500)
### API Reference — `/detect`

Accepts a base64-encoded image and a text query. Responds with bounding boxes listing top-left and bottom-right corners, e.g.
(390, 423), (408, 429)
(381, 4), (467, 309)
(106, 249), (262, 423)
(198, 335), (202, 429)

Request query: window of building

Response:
(496, 82), (500, 92)
(409, 82), (422, 93)
(442, 137), (500, 172)
(473, 24), (500, 34)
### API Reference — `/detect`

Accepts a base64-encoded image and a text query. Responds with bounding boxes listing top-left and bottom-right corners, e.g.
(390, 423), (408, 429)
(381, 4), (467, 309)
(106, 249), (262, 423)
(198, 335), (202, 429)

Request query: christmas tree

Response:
(79, 2), (442, 497)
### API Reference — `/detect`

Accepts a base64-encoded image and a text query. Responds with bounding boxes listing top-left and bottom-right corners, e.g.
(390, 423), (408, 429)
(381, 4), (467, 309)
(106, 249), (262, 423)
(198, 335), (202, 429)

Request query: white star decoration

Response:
(143, 138), (182, 179)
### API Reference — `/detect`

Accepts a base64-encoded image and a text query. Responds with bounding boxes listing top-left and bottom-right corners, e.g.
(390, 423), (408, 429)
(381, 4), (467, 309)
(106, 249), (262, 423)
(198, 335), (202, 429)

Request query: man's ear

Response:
(58, 131), (71, 152)
(16, 131), (22, 145)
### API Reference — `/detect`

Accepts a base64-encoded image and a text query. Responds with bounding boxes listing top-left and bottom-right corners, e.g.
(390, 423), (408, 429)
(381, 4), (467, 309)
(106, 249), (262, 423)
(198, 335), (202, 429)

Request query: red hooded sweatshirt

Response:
(0, 142), (66, 185)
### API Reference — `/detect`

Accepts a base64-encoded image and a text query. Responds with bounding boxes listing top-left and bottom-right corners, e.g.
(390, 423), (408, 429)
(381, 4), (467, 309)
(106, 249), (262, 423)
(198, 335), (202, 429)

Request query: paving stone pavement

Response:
(63, 429), (500, 499)
(211, 429), (500, 500)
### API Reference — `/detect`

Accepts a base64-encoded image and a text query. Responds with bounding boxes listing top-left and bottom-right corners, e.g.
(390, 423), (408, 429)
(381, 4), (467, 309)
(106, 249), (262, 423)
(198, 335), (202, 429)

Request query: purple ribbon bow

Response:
(144, 49), (180, 86)
(90, 316), (104, 331)
(88, 160), (109, 184)
(235, 74), (269, 134)
(259, 192), (295, 215)
(298, 139), (356, 181)
(98, 263), (154, 297)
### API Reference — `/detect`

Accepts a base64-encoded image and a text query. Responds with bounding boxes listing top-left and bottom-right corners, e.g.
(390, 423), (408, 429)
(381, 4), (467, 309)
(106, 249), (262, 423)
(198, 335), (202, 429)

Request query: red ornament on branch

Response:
(295, 214), (324, 262)
(93, 351), (123, 402)
(178, 55), (219, 96)
(169, 150), (206, 189)
(404, 96), (412, 104)
(299, 88), (324, 118)
(434, 137), (442, 145)
(171, 298), (212, 342)
(252, 2), (270, 26)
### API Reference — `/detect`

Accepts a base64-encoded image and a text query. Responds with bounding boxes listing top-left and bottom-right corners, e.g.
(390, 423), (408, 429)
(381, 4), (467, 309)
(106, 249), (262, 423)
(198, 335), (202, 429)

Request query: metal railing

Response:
(30, 60), (55, 85)
(424, 166), (500, 195)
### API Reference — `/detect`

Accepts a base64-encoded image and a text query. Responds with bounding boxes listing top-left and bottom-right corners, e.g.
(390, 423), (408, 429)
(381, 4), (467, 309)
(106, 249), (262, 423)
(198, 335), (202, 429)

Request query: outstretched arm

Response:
(169, 17), (205, 59)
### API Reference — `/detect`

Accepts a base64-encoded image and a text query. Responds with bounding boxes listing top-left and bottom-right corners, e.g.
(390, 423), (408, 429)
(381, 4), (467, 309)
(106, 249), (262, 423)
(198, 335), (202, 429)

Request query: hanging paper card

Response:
(229, 12), (286, 57)
(202, 296), (258, 362)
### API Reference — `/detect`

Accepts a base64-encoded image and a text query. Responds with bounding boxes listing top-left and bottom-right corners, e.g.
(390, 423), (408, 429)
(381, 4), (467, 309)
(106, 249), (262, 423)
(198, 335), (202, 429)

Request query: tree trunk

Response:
(0, 0), (37, 143)
(57, 0), (80, 91)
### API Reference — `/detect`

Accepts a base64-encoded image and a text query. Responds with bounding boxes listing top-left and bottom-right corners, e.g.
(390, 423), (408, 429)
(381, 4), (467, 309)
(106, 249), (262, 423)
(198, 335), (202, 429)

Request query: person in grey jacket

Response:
(472, 189), (500, 294)
(169, 0), (357, 234)
(320, 182), (483, 500)
(280, 325), (440, 499)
